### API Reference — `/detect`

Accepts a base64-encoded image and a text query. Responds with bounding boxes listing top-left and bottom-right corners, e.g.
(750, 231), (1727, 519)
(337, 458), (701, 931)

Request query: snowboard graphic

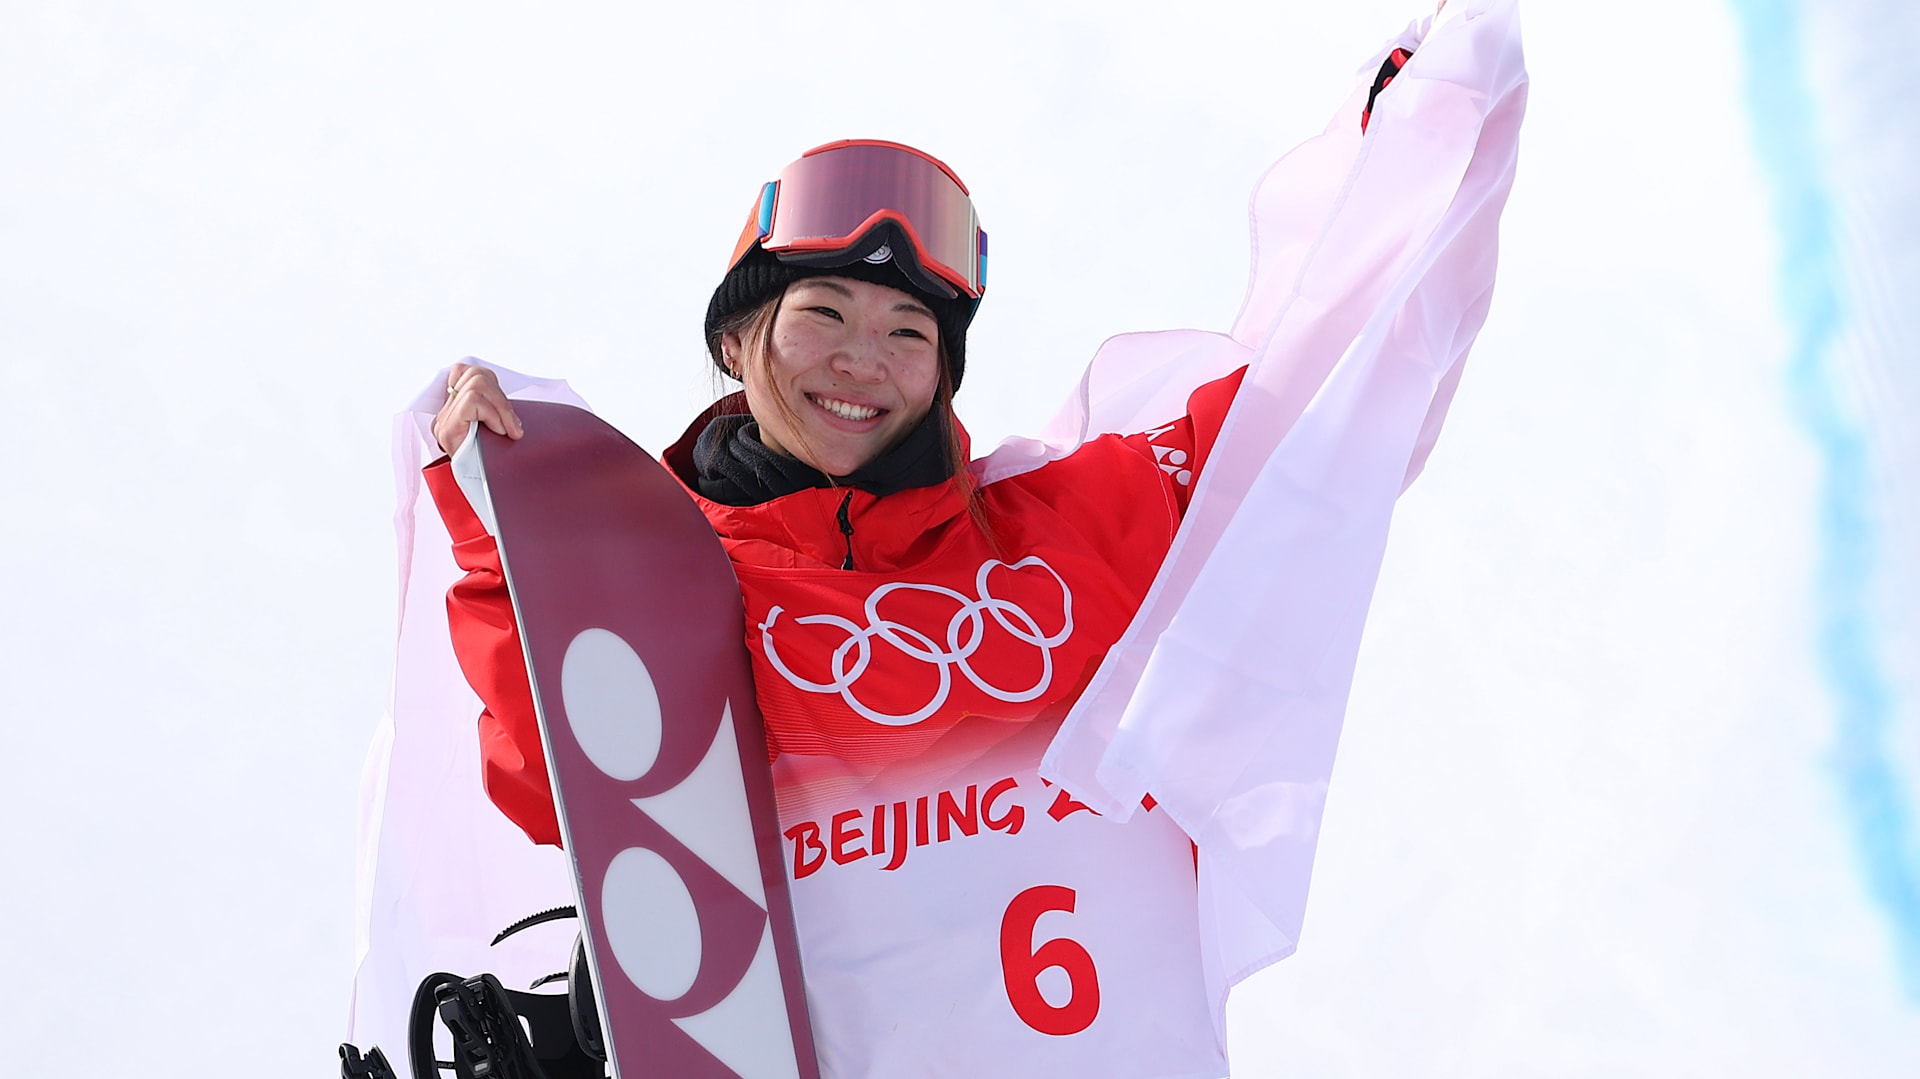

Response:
(457, 402), (820, 1079)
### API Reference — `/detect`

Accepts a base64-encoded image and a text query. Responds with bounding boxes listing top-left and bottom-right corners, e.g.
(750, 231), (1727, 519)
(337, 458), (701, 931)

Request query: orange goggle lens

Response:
(727, 139), (986, 300)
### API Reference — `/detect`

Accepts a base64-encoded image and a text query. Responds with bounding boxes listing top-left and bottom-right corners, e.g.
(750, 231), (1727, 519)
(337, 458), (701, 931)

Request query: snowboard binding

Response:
(337, 907), (607, 1079)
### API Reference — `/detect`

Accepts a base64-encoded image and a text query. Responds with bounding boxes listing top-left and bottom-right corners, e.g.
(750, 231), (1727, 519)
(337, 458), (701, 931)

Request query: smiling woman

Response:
(724, 276), (945, 483)
(368, 5), (1528, 1076)
(437, 141), (986, 510)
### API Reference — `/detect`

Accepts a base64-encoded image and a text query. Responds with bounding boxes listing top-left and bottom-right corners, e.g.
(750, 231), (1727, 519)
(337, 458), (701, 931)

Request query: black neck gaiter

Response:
(692, 407), (954, 507)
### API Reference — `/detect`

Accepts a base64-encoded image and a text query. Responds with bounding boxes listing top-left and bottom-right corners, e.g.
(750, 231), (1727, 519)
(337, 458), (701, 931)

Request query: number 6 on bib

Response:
(1001, 885), (1100, 1036)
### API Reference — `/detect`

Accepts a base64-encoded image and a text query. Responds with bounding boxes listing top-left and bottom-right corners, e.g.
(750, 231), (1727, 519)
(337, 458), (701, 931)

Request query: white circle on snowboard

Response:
(602, 846), (702, 1000)
(561, 627), (663, 782)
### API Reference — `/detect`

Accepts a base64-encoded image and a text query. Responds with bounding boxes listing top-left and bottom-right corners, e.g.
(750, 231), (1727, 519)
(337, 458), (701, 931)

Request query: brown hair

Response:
(932, 363), (997, 552)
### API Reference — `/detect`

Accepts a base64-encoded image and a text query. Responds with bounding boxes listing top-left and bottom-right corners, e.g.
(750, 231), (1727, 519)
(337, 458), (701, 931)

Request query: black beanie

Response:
(705, 234), (977, 391)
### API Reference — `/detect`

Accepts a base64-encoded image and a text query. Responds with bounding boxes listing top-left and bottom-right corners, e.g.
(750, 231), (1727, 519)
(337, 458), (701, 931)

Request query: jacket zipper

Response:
(836, 489), (856, 571)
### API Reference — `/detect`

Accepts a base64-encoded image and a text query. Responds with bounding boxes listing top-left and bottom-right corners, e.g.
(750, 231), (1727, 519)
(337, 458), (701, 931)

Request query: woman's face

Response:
(726, 276), (942, 478)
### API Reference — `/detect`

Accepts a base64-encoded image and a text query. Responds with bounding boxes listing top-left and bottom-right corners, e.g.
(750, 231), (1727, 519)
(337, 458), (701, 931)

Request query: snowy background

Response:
(3, 0), (1915, 1075)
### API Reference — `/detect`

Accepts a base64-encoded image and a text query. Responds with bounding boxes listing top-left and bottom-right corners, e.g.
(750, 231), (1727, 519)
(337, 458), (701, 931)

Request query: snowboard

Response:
(452, 401), (820, 1079)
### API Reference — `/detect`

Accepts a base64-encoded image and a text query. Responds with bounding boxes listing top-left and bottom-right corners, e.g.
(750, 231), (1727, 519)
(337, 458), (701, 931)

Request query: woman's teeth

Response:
(813, 396), (882, 421)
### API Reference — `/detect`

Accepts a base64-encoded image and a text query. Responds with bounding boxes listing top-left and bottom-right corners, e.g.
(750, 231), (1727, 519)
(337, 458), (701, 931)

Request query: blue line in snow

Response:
(1729, 0), (1920, 996)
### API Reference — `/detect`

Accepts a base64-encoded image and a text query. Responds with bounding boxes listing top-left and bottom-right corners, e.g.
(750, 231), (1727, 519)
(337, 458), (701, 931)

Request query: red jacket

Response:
(427, 368), (1245, 846)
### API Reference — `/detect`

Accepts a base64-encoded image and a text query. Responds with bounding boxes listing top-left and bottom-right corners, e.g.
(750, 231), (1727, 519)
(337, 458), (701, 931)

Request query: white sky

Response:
(1, 1), (1913, 1076)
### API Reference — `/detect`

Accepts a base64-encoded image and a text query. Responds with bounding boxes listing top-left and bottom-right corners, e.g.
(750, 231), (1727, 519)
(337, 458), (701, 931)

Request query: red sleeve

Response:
(1361, 47), (1414, 134)
(423, 459), (563, 848)
(1116, 366), (1247, 518)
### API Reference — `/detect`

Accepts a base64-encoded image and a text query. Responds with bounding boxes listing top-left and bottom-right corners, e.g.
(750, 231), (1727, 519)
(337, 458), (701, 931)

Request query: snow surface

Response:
(1, 1), (1913, 1075)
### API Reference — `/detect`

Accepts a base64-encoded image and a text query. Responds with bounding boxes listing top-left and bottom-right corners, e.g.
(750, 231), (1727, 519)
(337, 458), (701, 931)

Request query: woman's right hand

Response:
(433, 362), (524, 456)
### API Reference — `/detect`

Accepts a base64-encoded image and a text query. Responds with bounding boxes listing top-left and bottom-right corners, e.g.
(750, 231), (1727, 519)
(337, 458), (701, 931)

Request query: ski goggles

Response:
(726, 139), (988, 300)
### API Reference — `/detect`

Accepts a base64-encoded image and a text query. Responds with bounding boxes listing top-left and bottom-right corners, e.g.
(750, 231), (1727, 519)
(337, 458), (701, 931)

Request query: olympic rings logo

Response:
(757, 557), (1074, 727)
